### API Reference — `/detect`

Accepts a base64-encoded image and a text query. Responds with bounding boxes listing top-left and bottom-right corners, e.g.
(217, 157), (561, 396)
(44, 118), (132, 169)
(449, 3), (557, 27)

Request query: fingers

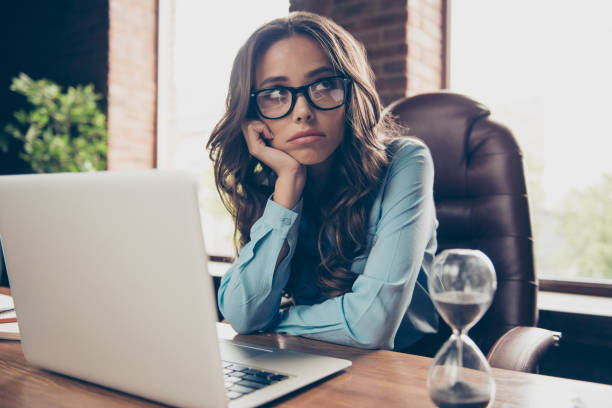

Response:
(240, 120), (302, 179)
(242, 121), (272, 152)
(259, 122), (274, 141)
(243, 120), (273, 141)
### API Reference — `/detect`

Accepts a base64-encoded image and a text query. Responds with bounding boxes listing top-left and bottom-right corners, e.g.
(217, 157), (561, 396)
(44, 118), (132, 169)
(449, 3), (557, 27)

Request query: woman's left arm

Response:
(271, 142), (438, 349)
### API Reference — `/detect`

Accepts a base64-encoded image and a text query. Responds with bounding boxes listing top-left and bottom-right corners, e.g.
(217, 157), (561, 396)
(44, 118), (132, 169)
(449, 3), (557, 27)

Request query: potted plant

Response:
(0, 73), (107, 173)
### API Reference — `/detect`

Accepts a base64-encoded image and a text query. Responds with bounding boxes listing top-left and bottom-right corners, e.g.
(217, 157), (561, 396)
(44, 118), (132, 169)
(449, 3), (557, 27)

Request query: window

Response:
(449, 1), (612, 285)
(158, 1), (289, 259)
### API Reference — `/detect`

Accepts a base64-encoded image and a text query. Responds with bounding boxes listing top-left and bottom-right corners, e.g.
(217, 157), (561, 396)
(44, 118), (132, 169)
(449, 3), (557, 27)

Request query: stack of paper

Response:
(0, 293), (20, 341)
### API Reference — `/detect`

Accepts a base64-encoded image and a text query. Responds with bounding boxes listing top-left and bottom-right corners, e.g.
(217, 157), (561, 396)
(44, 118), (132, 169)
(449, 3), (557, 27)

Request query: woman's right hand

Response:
(242, 120), (302, 177)
(242, 120), (306, 209)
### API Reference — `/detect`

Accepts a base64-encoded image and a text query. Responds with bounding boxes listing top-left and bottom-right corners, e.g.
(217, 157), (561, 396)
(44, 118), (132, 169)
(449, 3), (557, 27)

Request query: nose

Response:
(292, 92), (313, 122)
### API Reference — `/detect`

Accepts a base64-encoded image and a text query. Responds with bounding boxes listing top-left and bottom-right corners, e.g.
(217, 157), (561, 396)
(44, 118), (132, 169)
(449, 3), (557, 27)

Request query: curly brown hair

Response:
(207, 11), (401, 298)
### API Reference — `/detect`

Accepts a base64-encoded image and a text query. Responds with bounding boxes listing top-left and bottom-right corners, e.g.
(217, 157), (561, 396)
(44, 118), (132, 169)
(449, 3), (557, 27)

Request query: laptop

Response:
(0, 170), (351, 408)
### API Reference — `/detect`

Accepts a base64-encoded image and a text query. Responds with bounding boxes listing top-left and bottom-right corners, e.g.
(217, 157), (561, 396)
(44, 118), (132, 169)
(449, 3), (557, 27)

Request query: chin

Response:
(290, 152), (331, 165)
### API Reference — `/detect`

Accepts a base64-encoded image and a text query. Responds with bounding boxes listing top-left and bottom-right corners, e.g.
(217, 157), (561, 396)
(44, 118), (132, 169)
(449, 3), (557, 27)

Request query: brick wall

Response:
(107, 0), (158, 170)
(406, 0), (446, 96)
(289, 0), (447, 106)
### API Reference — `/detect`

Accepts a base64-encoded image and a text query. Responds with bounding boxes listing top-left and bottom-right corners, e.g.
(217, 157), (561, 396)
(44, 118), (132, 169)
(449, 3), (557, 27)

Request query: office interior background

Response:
(0, 0), (610, 385)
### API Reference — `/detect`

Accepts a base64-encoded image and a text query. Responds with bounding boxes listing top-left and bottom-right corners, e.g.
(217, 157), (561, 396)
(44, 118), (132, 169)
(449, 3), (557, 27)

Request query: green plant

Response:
(0, 73), (107, 173)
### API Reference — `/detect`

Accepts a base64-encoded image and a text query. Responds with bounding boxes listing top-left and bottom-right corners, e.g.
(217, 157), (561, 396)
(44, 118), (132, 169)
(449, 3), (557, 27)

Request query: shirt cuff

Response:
(259, 196), (302, 236)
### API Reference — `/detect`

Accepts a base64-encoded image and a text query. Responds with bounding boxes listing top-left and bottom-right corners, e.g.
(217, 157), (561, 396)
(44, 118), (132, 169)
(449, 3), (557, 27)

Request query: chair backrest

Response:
(386, 92), (538, 354)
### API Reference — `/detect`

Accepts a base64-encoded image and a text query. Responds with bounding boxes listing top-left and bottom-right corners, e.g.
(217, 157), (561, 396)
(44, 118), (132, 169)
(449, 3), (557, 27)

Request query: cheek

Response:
(329, 109), (346, 140)
(269, 127), (289, 150)
(260, 119), (285, 147)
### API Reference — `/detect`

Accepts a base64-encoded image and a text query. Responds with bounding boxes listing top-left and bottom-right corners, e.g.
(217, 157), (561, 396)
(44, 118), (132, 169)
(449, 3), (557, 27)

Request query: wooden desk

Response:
(1, 286), (611, 407)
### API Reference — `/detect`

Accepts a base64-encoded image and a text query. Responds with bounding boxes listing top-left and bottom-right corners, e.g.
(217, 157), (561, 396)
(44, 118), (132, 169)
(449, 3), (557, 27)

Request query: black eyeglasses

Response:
(250, 76), (352, 120)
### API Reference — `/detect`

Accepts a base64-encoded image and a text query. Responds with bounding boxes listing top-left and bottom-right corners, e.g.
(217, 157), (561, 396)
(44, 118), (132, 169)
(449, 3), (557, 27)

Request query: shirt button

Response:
(281, 218), (291, 225)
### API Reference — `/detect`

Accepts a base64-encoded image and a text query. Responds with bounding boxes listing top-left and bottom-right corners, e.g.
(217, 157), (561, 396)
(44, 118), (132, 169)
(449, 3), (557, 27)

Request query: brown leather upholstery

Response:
(487, 326), (561, 372)
(385, 92), (540, 356)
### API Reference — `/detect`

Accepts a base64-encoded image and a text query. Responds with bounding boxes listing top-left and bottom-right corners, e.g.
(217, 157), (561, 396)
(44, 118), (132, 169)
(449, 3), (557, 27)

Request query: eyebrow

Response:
(258, 66), (336, 88)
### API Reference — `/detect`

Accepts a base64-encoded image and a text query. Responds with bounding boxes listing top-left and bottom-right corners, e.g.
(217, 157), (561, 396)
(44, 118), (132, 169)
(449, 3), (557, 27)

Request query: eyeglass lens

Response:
(256, 77), (346, 119)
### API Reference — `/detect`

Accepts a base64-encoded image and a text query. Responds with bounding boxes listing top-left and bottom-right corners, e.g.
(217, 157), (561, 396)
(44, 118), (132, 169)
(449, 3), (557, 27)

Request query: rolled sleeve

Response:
(218, 197), (302, 333)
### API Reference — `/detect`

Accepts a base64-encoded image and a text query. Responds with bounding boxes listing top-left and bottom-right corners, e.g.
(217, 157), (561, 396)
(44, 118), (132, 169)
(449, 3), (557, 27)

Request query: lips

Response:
(288, 129), (325, 143)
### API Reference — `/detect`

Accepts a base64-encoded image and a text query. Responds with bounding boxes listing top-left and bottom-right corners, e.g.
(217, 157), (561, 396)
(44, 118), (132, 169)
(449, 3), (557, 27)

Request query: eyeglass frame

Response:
(250, 76), (353, 120)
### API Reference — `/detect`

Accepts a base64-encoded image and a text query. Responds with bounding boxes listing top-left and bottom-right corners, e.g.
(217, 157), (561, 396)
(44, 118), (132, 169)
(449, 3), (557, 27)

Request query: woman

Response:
(207, 11), (438, 350)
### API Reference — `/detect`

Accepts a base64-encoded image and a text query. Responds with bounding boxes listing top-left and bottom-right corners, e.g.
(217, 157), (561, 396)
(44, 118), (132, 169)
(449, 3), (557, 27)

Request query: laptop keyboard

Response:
(222, 360), (289, 400)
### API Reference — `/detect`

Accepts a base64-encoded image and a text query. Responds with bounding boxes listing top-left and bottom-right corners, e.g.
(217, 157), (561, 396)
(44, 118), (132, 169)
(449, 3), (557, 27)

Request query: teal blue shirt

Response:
(218, 138), (439, 350)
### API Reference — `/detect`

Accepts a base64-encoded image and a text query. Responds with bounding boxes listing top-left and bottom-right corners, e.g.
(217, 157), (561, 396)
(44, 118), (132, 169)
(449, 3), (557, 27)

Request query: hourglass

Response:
(427, 249), (497, 408)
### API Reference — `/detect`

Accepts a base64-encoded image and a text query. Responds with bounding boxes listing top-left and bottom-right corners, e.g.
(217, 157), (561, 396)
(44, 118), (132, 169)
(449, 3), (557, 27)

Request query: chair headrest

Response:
(385, 92), (518, 199)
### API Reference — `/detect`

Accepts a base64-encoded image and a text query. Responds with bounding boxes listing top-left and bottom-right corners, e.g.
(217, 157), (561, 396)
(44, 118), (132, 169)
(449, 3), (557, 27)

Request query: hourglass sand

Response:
(427, 249), (497, 408)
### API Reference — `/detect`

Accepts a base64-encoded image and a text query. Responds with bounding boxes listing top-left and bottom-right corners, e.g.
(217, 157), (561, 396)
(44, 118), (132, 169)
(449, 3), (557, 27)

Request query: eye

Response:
(312, 79), (337, 92)
(259, 88), (290, 104)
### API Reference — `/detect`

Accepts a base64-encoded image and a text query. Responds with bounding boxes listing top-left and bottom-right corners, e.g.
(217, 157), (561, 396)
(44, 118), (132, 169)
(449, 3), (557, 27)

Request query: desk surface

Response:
(1, 287), (611, 407)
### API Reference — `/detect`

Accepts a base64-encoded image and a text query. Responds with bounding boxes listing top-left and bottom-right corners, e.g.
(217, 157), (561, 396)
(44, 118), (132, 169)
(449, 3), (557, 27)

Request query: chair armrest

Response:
(486, 326), (561, 373)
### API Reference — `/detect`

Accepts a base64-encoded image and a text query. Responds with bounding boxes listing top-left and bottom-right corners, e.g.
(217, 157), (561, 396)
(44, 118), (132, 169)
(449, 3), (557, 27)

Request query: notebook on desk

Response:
(0, 170), (351, 408)
(0, 293), (20, 340)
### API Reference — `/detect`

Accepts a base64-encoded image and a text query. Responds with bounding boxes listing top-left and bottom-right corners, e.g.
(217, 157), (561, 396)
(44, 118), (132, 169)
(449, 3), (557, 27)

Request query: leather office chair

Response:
(385, 92), (560, 373)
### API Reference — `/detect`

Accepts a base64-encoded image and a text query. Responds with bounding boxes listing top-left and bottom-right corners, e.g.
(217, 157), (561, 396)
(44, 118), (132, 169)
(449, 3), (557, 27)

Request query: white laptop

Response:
(0, 170), (351, 408)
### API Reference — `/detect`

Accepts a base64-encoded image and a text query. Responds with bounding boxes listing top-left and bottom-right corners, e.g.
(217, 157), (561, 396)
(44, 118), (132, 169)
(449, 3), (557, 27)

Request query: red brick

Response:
(408, 43), (423, 59)
(420, 16), (442, 40)
(356, 12), (407, 30)
(107, 0), (157, 170)
(383, 27), (407, 42)
(367, 43), (408, 60)
(408, 0), (424, 14)
(408, 9), (422, 27)
(423, 49), (442, 68)
(408, 25), (439, 50)
(378, 0), (408, 13)
(333, 1), (376, 20)
(353, 29), (382, 46)
(408, 58), (440, 82)
(376, 76), (407, 91)
(383, 59), (406, 74)
(290, 0), (332, 14)
(423, 3), (442, 23)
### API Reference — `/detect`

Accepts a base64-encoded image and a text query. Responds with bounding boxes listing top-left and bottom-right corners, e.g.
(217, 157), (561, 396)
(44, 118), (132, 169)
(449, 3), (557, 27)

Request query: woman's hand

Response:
(242, 120), (306, 209)
(242, 120), (301, 176)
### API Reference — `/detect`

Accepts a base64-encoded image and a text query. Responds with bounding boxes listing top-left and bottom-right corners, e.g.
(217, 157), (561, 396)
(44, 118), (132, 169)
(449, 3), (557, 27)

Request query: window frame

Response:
(445, 1), (612, 298)
(539, 277), (612, 297)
